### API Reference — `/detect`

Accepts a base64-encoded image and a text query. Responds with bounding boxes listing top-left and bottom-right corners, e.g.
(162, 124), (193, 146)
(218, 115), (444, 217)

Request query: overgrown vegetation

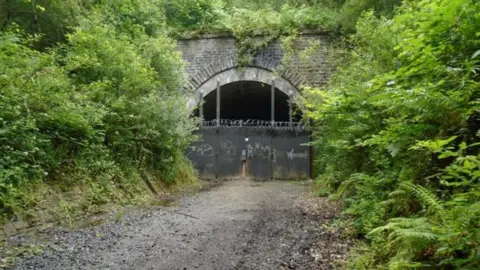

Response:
(0, 1), (196, 222)
(0, 0), (401, 223)
(303, 0), (480, 268)
(164, 0), (401, 37)
(163, 0), (400, 64)
(3, 0), (478, 268)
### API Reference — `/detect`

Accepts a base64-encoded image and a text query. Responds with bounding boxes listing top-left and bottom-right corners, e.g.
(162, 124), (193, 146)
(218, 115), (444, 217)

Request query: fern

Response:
(388, 229), (438, 244)
(388, 258), (429, 270)
(367, 217), (438, 269)
(369, 217), (432, 235)
(334, 173), (364, 199)
(399, 182), (446, 220)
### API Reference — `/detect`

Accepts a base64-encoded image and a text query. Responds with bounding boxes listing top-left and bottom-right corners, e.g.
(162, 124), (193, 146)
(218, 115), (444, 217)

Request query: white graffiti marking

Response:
(247, 144), (254, 158)
(247, 142), (274, 160)
(287, 149), (309, 160)
(196, 143), (214, 157)
(202, 163), (214, 173)
(219, 140), (236, 164)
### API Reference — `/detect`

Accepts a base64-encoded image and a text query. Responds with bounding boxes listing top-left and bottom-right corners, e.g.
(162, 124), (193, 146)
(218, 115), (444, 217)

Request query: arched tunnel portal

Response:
(188, 67), (302, 123)
(193, 80), (302, 123)
(187, 68), (311, 181)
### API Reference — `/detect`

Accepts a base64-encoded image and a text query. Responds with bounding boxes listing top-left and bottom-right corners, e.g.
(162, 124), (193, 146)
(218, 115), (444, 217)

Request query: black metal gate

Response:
(187, 120), (310, 180)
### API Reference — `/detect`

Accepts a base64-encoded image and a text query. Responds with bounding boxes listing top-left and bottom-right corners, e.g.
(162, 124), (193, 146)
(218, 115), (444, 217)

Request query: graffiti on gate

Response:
(205, 163), (214, 171)
(187, 126), (311, 180)
(246, 142), (276, 162)
(219, 140), (236, 164)
(190, 143), (214, 157)
(286, 148), (309, 160)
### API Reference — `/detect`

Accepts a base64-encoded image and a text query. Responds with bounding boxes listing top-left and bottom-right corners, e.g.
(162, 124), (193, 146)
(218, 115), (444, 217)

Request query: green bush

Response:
(303, 0), (480, 268)
(165, 0), (225, 34)
(0, 2), (196, 220)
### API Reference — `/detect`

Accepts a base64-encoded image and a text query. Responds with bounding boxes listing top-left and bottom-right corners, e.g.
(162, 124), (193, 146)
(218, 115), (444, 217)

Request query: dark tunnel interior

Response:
(194, 81), (301, 122)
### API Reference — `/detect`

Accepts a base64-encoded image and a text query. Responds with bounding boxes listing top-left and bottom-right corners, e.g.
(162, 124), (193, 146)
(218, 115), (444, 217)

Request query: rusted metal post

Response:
(271, 80), (275, 126)
(216, 80), (220, 127)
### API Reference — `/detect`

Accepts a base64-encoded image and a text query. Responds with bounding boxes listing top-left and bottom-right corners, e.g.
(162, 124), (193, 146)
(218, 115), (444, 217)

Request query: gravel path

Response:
(8, 180), (349, 270)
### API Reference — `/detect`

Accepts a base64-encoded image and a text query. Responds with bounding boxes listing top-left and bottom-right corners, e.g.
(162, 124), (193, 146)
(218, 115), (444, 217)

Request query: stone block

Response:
(13, 220), (29, 230)
(63, 186), (82, 197)
(31, 211), (55, 224)
(63, 193), (83, 202)
(3, 223), (17, 236)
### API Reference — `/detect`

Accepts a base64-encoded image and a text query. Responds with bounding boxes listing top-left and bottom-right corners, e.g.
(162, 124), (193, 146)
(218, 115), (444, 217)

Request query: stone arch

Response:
(187, 67), (300, 111)
(181, 54), (305, 94)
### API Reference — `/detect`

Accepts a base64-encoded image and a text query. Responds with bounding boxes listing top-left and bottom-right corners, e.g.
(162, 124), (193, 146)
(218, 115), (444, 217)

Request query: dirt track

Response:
(9, 180), (349, 270)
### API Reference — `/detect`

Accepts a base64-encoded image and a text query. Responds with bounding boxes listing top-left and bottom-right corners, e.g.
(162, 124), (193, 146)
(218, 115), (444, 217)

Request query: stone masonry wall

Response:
(0, 187), (88, 240)
(176, 32), (338, 93)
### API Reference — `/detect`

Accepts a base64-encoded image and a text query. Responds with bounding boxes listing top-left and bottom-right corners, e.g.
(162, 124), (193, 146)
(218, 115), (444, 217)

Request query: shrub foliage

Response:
(2, 1), (478, 268)
(302, 0), (480, 268)
(0, 1), (196, 220)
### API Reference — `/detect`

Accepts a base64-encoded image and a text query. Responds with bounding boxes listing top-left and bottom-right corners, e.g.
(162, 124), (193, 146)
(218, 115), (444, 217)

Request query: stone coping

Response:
(177, 29), (333, 40)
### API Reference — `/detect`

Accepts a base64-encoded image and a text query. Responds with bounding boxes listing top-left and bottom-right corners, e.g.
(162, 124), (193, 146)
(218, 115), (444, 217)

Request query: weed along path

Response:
(9, 180), (349, 270)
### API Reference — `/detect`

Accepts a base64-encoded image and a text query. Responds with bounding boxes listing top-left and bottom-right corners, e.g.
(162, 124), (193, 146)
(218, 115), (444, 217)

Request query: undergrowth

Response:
(164, 0), (399, 67)
(303, 0), (480, 268)
(5, 2), (478, 269)
(0, 1), (198, 224)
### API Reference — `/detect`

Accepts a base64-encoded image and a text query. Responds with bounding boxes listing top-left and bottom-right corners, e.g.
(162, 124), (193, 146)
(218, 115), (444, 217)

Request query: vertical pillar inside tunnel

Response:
(199, 90), (204, 126)
(216, 80), (220, 126)
(288, 91), (293, 126)
(271, 80), (275, 125)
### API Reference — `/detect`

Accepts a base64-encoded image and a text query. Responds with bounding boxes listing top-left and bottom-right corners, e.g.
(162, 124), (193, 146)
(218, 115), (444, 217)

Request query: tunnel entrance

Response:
(188, 80), (310, 181)
(193, 81), (301, 123)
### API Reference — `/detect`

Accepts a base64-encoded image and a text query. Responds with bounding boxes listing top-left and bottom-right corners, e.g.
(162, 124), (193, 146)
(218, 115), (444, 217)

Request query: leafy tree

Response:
(0, 1), (196, 219)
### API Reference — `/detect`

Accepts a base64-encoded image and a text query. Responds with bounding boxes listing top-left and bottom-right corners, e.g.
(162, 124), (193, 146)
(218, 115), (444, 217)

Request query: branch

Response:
(31, 0), (41, 33)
